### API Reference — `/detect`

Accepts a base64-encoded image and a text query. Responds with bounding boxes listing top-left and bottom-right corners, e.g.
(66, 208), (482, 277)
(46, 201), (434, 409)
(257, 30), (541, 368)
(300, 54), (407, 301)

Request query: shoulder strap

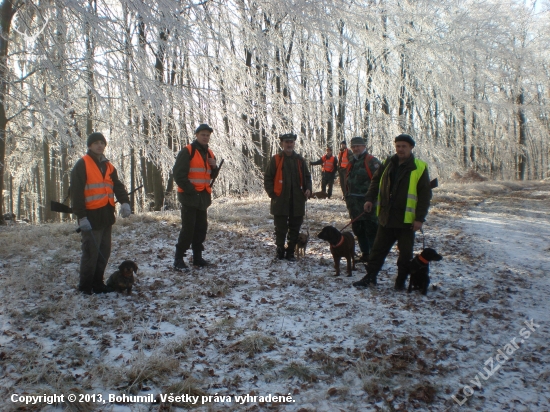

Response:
(364, 154), (374, 180)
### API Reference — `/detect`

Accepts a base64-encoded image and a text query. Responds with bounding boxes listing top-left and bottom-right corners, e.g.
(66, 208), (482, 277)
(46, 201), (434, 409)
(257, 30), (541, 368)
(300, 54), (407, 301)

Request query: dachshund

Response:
(106, 260), (138, 294)
(408, 248), (443, 295)
(317, 226), (356, 277)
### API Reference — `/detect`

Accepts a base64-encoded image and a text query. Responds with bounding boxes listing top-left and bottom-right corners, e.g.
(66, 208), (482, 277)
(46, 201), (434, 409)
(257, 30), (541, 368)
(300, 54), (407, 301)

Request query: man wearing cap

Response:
(353, 133), (432, 289)
(337, 140), (353, 200)
(310, 146), (338, 199)
(173, 124), (219, 270)
(70, 132), (131, 295)
(264, 133), (312, 261)
(345, 136), (381, 261)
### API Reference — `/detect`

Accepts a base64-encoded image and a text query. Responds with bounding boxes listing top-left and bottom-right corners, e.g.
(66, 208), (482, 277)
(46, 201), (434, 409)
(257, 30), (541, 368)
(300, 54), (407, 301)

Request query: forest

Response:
(0, 0), (548, 223)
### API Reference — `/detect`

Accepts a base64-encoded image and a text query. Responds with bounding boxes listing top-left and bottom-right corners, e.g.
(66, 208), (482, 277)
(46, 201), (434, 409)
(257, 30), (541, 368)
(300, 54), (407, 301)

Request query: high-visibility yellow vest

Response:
(377, 158), (427, 223)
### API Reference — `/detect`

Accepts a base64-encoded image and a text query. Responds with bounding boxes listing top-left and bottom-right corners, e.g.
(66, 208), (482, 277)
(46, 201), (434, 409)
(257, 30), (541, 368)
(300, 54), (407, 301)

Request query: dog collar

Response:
(330, 236), (345, 249)
(418, 255), (429, 265)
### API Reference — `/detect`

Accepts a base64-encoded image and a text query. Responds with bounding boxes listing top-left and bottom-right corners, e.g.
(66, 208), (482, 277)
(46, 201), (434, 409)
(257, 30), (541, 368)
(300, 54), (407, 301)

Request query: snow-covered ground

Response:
(0, 181), (548, 411)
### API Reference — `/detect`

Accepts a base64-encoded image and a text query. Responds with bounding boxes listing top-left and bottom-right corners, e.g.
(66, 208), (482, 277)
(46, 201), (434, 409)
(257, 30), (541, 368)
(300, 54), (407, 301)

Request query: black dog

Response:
(106, 260), (138, 294)
(317, 226), (356, 277)
(408, 248), (442, 295)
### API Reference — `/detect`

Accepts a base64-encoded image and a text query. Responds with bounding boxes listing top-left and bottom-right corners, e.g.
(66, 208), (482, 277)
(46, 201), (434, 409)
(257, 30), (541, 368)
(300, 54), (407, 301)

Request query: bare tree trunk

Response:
(0, 0), (18, 223)
(517, 88), (527, 180)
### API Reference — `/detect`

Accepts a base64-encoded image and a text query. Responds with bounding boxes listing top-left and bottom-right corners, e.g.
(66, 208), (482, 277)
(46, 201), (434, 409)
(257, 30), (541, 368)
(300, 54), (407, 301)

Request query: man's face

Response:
(340, 143), (346, 151)
(326, 149), (332, 157)
(89, 140), (106, 156)
(281, 139), (295, 155)
(351, 144), (365, 156)
(395, 141), (413, 161)
(196, 130), (212, 146)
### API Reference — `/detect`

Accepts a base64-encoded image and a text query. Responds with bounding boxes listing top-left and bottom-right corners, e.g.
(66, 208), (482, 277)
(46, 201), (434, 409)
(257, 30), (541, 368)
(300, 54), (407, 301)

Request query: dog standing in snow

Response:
(317, 226), (356, 277)
(407, 248), (442, 295)
(295, 230), (309, 258)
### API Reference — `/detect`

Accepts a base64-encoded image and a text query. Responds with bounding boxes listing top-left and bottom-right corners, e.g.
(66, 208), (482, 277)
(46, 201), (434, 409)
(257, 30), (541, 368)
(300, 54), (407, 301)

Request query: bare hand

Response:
(364, 201), (373, 213)
(207, 158), (216, 167)
(304, 190), (311, 198)
(412, 221), (423, 231)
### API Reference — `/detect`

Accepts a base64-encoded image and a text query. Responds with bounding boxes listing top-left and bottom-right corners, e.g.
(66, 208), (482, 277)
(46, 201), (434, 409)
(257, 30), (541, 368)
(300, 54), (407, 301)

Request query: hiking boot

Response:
(78, 287), (93, 295)
(353, 275), (371, 288)
(276, 246), (285, 260)
(394, 270), (408, 291)
(173, 258), (189, 271)
(285, 247), (296, 262)
(192, 250), (210, 267)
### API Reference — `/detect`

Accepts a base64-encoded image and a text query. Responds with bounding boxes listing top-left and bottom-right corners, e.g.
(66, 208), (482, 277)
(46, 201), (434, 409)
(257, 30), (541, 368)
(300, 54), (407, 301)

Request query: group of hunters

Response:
(71, 125), (431, 294)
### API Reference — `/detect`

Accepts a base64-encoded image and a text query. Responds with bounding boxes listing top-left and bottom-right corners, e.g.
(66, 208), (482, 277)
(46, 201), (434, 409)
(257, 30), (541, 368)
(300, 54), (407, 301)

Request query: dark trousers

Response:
(352, 219), (378, 256)
(274, 214), (304, 249)
(321, 173), (335, 198)
(338, 169), (347, 197)
(175, 205), (208, 259)
(367, 226), (415, 280)
(79, 226), (112, 291)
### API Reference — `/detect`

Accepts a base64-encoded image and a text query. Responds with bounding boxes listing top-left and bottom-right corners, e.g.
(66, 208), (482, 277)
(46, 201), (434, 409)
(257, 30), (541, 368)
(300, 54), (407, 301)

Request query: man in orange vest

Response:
(310, 146), (338, 199)
(173, 124), (219, 270)
(71, 132), (131, 295)
(264, 133), (312, 261)
(337, 140), (353, 200)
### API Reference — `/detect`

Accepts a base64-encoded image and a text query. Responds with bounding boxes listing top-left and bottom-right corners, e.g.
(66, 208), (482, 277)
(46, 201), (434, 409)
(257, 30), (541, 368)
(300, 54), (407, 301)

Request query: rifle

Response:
(50, 184), (144, 214)
(210, 159), (224, 188)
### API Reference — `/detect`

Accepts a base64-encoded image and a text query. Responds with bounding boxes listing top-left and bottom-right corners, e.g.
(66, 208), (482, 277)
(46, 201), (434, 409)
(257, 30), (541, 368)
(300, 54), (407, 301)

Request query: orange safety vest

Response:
(82, 154), (115, 210)
(273, 153), (304, 196)
(177, 144), (215, 194)
(338, 149), (351, 169)
(321, 154), (336, 173)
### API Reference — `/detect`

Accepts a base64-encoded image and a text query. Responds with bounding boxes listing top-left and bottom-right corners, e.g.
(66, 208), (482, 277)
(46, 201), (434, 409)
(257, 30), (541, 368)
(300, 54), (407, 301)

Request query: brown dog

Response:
(317, 226), (356, 276)
(295, 230), (309, 257)
(309, 191), (329, 199)
(106, 260), (138, 294)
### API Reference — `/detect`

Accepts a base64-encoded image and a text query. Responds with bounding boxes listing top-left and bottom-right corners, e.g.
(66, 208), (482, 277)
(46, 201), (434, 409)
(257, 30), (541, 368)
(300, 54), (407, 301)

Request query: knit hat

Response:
(279, 133), (297, 141)
(394, 133), (415, 147)
(87, 132), (107, 147)
(195, 124), (214, 134)
(340, 140), (347, 145)
(350, 136), (366, 146)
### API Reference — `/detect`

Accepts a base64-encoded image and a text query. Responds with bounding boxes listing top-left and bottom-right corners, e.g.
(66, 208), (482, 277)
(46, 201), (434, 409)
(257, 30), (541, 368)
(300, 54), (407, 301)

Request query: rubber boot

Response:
(174, 257), (189, 271)
(285, 245), (296, 262)
(394, 266), (408, 290)
(353, 273), (371, 288)
(193, 249), (210, 267)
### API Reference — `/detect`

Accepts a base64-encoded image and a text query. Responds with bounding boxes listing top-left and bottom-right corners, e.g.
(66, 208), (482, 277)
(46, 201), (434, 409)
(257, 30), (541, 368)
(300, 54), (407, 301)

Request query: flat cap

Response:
(394, 133), (415, 147)
(195, 124), (214, 134)
(279, 133), (297, 141)
(350, 136), (366, 146)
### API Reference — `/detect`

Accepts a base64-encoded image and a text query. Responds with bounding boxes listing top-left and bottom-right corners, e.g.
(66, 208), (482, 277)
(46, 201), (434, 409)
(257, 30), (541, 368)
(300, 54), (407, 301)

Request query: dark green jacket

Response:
(264, 151), (312, 216)
(365, 154), (432, 227)
(345, 151), (381, 220)
(173, 140), (219, 210)
(70, 151), (129, 230)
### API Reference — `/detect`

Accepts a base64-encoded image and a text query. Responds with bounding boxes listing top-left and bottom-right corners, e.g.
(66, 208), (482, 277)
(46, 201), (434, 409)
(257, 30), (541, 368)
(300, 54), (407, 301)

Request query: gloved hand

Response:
(78, 217), (92, 232)
(120, 203), (131, 218)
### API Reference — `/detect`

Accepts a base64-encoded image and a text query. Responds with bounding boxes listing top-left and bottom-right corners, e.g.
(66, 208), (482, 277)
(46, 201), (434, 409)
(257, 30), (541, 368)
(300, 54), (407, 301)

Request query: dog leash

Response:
(339, 211), (365, 232)
(419, 228), (426, 249)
